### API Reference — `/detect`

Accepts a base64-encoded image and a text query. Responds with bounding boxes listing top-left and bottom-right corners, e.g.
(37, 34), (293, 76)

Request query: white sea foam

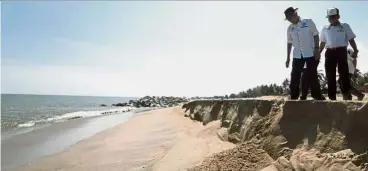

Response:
(16, 107), (135, 128)
(17, 121), (36, 128)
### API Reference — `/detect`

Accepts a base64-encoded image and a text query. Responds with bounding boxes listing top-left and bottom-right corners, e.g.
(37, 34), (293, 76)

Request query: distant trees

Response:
(355, 71), (368, 88)
(219, 70), (368, 99)
(213, 95), (225, 99)
(224, 84), (285, 98)
(281, 78), (290, 94)
(229, 93), (237, 98)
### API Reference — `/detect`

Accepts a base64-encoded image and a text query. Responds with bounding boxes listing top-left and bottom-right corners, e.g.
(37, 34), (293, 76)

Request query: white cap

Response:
(326, 8), (338, 18)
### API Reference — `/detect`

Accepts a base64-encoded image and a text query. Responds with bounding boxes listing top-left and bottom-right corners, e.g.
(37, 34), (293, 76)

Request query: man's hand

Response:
(355, 68), (359, 75)
(286, 57), (290, 68)
(314, 49), (320, 61)
(352, 50), (359, 58)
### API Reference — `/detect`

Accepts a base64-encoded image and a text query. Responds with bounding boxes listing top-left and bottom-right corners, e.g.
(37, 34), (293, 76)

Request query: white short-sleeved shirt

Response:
(320, 23), (356, 48)
(287, 18), (319, 59)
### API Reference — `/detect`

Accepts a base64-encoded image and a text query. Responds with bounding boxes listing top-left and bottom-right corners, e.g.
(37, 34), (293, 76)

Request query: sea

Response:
(1, 94), (147, 171)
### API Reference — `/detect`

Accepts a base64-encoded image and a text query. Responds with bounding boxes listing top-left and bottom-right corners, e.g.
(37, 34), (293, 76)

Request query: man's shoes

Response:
(343, 94), (353, 100)
(358, 94), (365, 101)
(300, 96), (307, 100)
(315, 95), (326, 100)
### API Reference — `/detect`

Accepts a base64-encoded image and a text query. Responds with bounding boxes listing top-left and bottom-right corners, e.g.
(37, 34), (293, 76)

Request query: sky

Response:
(1, 1), (368, 97)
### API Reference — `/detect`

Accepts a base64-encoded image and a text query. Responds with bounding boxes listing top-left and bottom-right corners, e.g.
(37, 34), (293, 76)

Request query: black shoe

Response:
(313, 95), (326, 100)
(358, 94), (365, 101)
(300, 96), (307, 100)
(343, 94), (353, 100)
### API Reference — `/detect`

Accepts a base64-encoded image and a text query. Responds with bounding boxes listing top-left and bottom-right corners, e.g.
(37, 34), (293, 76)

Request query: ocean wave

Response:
(17, 121), (36, 128)
(16, 107), (135, 128)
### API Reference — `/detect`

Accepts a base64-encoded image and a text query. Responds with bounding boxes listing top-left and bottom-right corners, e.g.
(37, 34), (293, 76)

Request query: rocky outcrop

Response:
(183, 99), (368, 171)
(113, 96), (189, 108)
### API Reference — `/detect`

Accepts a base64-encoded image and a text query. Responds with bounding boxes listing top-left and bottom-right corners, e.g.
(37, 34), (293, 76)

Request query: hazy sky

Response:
(1, 1), (368, 97)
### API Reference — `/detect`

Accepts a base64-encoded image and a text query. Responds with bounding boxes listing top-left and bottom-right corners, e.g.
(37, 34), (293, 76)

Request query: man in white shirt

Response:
(284, 7), (323, 100)
(337, 48), (365, 100)
(319, 8), (359, 100)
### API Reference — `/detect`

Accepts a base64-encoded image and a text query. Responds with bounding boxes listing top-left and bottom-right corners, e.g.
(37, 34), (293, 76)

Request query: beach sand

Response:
(15, 107), (234, 171)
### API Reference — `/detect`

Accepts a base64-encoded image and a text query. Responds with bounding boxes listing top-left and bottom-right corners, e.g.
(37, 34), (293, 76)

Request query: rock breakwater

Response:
(112, 96), (190, 108)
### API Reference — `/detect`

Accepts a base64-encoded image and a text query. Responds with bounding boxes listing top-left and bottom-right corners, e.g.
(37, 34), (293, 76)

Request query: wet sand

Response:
(15, 107), (234, 171)
(2, 110), (137, 171)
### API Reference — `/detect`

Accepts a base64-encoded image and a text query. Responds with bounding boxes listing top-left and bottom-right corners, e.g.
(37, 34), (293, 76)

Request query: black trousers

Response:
(301, 60), (324, 100)
(338, 74), (364, 98)
(289, 57), (322, 100)
(325, 47), (351, 100)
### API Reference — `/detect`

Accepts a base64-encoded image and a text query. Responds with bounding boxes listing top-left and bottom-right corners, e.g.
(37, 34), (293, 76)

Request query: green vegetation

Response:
(215, 71), (368, 99)
(354, 71), (368, 88)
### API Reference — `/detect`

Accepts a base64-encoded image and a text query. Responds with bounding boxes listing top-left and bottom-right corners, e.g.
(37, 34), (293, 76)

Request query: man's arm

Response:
(319, 27), (326, 54)
(313, 35), (321, 60)
(349, 39), (359, 55)
(345, 23), (359, 57)
(352, 56), (358, 74)
(286, 27), (293, 68)
(314, 35), (319, 50)
(319, 42), (326, 54)
(287, 43), (292, 58)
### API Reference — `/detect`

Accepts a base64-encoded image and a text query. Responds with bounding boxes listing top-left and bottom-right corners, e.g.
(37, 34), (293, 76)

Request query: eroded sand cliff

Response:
(183, 99), (368, 171)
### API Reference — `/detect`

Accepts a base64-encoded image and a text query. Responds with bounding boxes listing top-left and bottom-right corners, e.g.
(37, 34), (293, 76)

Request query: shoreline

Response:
(2, 108), (152, 171)
(12, 107), (234, 171)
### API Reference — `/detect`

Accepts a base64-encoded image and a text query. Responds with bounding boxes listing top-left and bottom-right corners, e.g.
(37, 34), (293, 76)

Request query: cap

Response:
(326, 8), (339, 18)
(284, 7), (298, 20)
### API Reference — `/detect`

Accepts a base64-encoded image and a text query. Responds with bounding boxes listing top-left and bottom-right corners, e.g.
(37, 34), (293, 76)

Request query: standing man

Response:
(319, 8), (359, 100)
(284, 7), (323, 100)
(338, 48), (365, 100)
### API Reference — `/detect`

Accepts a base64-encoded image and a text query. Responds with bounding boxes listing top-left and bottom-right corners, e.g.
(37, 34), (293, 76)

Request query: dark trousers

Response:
(300, 60), (324, 100)
(289, 57), (322, 100)
(338, 74), (364, 98)
(325, 47), (351, 100)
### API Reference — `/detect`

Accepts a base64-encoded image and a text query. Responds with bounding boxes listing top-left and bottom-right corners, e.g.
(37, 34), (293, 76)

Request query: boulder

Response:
(112, 102), (128, 107)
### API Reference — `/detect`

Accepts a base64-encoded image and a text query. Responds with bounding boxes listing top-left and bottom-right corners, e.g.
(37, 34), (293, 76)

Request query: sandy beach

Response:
(11, 97), (368, 171)
(15, 107), (234, 171)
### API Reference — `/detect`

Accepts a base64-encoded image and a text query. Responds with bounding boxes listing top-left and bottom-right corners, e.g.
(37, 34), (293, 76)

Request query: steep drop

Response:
(183, 99), (368, 171)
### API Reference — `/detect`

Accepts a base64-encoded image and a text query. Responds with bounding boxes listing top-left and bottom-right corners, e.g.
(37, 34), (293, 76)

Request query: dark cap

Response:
(284, 7), (298, 20)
